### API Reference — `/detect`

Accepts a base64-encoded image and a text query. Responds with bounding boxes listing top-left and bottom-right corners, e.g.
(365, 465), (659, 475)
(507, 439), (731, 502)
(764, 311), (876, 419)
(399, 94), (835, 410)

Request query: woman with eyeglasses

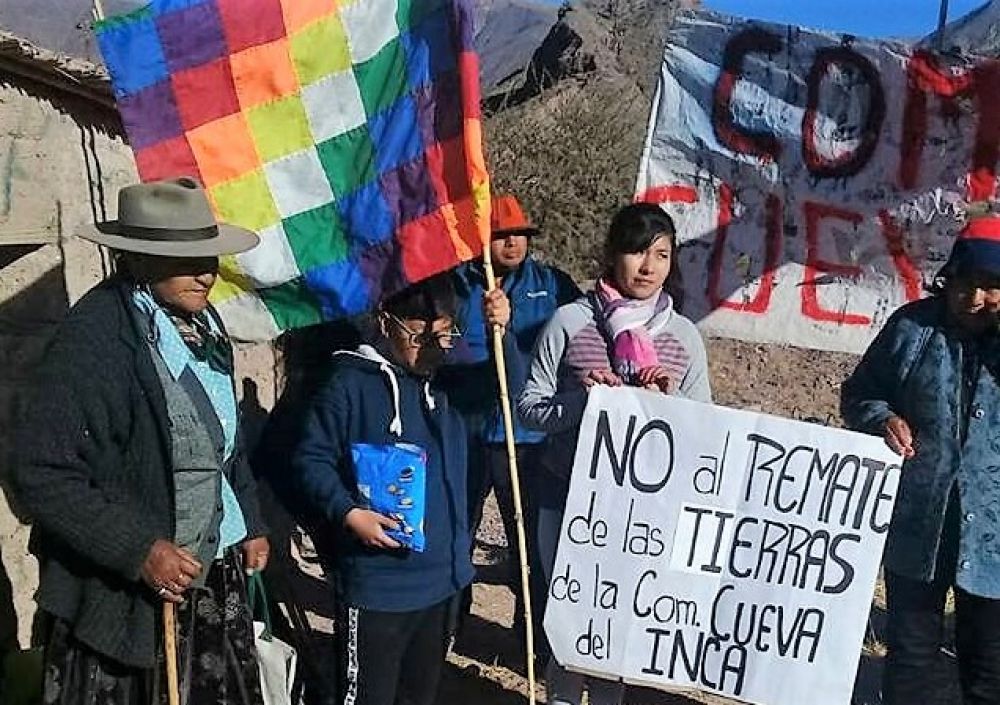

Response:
(518, 203), (712, 705)
(286, 273), (509, 705)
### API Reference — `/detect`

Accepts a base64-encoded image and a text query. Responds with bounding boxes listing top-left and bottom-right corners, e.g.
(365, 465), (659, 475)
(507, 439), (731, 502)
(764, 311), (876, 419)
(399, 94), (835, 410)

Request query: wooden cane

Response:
(481, 253), (537, 705)
(163, 602), (181, 705)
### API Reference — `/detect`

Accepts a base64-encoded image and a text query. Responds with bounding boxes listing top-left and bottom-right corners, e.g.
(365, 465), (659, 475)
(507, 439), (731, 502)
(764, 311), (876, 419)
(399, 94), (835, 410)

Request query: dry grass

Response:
(482, 2), (675, 281)
(485, 78), (649, 278)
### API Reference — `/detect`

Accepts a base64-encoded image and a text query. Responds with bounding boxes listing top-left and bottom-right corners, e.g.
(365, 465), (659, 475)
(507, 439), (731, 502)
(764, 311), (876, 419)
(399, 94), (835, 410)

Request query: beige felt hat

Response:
(77, 177), (259, 257)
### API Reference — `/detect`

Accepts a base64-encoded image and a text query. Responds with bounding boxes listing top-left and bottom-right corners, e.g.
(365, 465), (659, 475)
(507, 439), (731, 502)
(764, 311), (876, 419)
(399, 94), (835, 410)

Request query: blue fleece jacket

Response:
(288, 345), (474, 612)
(842, 297), (1000, 598)
(438, 257), (580, 443)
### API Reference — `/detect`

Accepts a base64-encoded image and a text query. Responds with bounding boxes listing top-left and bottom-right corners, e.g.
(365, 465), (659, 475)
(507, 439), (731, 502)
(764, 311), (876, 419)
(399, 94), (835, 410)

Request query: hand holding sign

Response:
(637, 366), (675, 393)
(583, 370), (624, 388)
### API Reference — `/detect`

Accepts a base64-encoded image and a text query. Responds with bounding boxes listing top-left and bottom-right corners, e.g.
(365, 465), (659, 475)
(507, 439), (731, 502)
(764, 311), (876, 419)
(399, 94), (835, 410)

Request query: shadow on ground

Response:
(439, 661), (530, 705)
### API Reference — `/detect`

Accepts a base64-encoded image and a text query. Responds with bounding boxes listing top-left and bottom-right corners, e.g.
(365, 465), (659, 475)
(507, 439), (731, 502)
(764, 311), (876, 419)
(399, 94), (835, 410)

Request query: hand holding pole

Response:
(481, 249), (537, 705)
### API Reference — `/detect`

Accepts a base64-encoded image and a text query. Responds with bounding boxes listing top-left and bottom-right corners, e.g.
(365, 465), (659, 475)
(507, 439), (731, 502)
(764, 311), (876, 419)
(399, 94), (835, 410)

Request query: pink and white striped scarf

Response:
(594, 277), (673, 383)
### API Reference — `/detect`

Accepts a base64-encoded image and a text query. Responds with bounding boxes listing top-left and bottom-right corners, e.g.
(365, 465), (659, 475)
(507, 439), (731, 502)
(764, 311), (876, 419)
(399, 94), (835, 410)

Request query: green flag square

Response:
(395, 0), (448, 31)
(316, 127), (377, 197)
(259, 278), (325, 330)
(283, 203), (350, 272)
(352, 37), (408, 116)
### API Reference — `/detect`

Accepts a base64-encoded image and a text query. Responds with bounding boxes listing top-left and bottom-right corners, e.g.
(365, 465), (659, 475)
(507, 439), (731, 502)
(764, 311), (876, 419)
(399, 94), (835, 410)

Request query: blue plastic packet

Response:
(351, 442), (428, 552)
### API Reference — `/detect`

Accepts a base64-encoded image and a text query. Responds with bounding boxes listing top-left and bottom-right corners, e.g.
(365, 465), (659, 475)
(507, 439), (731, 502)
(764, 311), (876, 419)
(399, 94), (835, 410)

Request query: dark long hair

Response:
(604, 203), (685, 309)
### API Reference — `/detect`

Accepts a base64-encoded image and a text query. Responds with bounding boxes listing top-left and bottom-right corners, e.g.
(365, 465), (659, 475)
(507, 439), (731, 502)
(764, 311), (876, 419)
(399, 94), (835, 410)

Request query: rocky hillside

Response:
(0, 0), (144, 62)
(479, 0), (860, 424)
(923, 0), (1000, 55)
(474, 0), (559, 94)
(482, 0), (682, 277)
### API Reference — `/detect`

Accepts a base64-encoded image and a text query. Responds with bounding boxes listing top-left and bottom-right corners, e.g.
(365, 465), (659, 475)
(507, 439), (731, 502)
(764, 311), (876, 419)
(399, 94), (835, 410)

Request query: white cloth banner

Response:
(544, 387), (901, 705)
(637, 10), (1000, 353)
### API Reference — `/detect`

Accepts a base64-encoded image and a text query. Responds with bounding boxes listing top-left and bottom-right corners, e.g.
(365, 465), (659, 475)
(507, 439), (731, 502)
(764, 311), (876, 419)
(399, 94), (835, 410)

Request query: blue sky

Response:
(704, 0), (987, 39)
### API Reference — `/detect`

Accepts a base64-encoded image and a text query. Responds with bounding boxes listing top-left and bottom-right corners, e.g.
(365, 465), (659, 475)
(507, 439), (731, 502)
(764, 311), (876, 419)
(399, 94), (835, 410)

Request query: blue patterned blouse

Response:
(132, 289), (247, 557)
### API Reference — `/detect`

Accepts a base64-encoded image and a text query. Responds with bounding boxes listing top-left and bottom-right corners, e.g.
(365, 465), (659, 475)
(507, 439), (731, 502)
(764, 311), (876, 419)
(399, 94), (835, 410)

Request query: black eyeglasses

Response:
(383, 313), (462, 349)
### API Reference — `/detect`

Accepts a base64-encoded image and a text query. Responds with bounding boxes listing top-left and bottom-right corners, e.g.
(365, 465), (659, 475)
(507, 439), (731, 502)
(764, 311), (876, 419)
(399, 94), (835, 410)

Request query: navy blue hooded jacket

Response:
(288, 345), (474, 612)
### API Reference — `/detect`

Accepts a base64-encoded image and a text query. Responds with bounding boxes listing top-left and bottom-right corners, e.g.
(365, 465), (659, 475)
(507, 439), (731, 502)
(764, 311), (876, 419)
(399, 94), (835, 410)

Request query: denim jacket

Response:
(437, 257), (580, 444)
(841, 297), (1000, 598)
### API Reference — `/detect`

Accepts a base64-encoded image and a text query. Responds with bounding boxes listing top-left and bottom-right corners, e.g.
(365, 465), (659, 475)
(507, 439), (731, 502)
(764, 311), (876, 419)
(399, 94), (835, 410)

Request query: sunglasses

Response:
(383, 313), (462, 349)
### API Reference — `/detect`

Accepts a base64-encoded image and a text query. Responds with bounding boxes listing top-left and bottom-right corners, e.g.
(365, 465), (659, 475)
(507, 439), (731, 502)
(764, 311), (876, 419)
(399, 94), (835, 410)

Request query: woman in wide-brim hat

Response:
(12, 177), (270, 705)
(842, 209), (1000, 705)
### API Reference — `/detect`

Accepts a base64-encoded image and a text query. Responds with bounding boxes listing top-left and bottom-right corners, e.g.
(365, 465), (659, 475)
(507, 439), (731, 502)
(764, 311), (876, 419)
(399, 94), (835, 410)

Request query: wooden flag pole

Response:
(163, 603), (181, 705)
(480, 252), (537, 705)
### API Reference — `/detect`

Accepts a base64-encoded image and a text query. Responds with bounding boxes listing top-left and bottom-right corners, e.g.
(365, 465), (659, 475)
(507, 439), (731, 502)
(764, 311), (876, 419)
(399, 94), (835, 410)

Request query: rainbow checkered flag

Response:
(95, 0), (489, 339)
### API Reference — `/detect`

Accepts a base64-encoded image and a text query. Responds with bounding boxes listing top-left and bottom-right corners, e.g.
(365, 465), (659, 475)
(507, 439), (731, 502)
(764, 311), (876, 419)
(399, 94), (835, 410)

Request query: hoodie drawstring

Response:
(380, 362), (403, 437)
(334, 345), (437, 438)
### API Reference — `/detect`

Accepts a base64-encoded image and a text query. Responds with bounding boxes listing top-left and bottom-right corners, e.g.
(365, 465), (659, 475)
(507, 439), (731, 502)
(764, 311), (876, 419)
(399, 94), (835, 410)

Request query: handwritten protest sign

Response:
(544, 387), (900, 705)
(637, 11), (1000, 353)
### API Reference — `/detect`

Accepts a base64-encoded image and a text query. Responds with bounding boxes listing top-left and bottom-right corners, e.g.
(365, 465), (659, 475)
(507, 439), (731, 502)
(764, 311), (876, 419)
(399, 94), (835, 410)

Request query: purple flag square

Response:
(355, 240), (406, 305)
(156, 2), (228, 72)
(118, 80), (184, 149)
(452, 0), (475, 53)
(413, 72), (462, 147)
(380, 156), (438, 227)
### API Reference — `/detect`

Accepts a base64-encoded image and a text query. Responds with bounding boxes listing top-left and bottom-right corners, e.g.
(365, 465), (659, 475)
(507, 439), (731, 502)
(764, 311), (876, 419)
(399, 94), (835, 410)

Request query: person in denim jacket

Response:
(437, 195), (580, 651)
(841, 211), (1000, 705)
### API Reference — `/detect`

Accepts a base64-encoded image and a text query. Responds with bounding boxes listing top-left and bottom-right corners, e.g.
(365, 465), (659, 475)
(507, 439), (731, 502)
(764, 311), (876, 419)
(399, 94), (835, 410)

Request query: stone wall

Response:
(0, 57), (135, 648)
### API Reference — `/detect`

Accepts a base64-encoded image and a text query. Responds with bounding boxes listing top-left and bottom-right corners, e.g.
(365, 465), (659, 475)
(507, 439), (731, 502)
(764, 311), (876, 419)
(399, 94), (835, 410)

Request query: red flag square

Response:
(171, 58), (241, 131)
(134, 136), (201, 182)
(217, 0), (286, 53)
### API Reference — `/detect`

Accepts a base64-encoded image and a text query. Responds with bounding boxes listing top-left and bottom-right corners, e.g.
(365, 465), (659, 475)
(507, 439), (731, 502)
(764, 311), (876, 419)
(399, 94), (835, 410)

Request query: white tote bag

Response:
(248, 573), (299, 705)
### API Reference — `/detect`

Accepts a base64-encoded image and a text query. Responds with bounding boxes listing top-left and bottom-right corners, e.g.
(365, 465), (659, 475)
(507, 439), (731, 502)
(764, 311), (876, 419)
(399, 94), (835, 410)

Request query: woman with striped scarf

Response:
(518, 203), (712, 705)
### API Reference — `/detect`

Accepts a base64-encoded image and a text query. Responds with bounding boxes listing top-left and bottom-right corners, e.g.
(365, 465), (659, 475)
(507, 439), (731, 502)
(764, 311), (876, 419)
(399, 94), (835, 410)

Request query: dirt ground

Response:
(704, 337), (857, 424)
